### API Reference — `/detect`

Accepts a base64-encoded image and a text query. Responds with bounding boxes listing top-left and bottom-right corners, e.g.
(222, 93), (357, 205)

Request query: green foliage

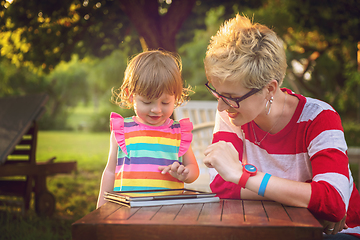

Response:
(87, 50), (128, 95)
(38, 55), (89, 130)
(340, 69), (360, 117)
(0, 59), (48, 97)
(179, 6), (226, 101)
(77, 49), (133, 132)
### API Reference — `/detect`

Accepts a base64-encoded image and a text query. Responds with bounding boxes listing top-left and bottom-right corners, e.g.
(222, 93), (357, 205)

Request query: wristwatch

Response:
(238, 164), (257, 188)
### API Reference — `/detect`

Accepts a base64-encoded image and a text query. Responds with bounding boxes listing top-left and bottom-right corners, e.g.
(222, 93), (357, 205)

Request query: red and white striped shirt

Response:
(210, 88), (360, 237)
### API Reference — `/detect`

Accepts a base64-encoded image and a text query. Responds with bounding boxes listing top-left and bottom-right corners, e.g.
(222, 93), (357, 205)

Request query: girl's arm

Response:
(181, 145), (199, 183)
(96, 132), (117, 208)
(158, 145), (199, 183)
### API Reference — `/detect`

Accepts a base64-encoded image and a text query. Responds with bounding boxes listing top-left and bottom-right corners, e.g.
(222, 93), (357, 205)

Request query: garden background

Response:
(1, 0), (360, 239)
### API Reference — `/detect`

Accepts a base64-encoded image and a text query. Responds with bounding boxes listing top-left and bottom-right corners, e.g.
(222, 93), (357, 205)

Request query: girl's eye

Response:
(142, 101), (151, 104)
(162, 102), (170, 105)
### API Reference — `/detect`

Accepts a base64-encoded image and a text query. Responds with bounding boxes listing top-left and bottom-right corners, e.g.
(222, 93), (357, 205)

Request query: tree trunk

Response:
(119, 0), (196, 53)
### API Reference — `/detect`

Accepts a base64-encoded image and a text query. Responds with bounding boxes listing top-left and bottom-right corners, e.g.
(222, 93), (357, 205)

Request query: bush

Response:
(343, 122), (360, 147)
(89, 106), (135, 132)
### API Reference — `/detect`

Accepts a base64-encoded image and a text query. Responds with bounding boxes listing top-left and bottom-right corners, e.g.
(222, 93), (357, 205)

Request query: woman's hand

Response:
(203, 141), (242, 184)
(158, 162), (190, 182)
(318, 214), (348, 235)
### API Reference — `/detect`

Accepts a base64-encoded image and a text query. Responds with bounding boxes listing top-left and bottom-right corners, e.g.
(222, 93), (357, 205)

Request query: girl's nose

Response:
(151, 103), (161, 113)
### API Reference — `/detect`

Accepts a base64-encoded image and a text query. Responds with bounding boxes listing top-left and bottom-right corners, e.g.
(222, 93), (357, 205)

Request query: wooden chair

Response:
(174, 100), (218, 191)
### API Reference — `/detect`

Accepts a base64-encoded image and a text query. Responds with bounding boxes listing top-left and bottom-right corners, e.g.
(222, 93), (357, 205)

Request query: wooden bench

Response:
(0, 94), (77, 216)
(174, 101), (218, 191)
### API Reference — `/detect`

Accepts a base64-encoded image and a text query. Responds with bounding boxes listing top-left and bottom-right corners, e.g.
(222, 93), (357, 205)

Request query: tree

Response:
(119, 0), (196, 52)
(0, 0), (139, 72)
(0, 0), (265, 72)
(7, 0), (360, 124)
(283, 0), (360, 118)
(288, 0), (360, 43)
(241, 0), (360, 118)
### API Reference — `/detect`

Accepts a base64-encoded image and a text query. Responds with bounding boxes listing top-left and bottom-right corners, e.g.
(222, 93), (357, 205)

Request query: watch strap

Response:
(238, 172), (250, 188)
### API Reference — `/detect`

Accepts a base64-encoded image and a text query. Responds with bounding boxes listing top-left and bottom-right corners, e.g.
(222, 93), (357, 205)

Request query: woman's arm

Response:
(96, 132), (117, 208)
(204, 141), (311, 208)
(204, 141), (351, 234)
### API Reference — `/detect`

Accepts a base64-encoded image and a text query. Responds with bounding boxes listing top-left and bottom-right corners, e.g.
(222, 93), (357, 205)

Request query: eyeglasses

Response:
(205, 81), (261, 108)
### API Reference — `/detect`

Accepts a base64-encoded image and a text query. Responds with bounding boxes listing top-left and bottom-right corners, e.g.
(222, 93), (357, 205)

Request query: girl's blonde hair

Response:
(204, 14), (287, 89)
(112, 50), (191, 109)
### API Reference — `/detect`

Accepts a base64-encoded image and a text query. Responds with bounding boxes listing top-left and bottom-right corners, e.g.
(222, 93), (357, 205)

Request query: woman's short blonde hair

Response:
(204, 14), (287, 89)
(113, 50), (191, 109)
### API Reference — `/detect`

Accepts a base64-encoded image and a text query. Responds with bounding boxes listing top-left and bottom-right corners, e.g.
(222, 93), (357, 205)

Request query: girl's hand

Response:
(158, 162), (190, 182)
(318, 214), (348, 235)
(203, 141), (242, 184)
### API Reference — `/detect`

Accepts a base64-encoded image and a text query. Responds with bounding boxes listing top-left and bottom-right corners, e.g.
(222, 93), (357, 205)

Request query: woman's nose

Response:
(217, 98), (230, 112)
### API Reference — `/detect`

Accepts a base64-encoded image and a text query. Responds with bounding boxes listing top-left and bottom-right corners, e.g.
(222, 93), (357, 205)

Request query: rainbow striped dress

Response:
(110, 112), (193, 191)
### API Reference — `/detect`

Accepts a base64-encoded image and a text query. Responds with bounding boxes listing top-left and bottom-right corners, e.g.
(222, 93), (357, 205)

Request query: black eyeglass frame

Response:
(205, 81), (262, 108)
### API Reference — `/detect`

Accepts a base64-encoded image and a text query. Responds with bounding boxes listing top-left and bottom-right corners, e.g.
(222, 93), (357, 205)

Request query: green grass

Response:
(1, 131), (110, 240)
(0, 212), (73, 240)
(36, 131), (109, 171)
(37, 131), (110, 218)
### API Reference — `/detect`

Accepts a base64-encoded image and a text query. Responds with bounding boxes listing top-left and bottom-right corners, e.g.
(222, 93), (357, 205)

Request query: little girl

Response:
(97, 50), (199, 208)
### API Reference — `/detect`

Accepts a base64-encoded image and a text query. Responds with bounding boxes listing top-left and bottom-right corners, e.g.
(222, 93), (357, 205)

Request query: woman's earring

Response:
(266, 97), (273, 115)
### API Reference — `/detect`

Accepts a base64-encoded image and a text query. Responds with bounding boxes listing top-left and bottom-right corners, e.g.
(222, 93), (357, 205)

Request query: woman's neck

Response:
(254, 90), (297, 134)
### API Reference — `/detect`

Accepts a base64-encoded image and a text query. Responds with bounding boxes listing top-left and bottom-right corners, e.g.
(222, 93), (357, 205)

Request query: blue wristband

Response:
(258, 173), (271, 197)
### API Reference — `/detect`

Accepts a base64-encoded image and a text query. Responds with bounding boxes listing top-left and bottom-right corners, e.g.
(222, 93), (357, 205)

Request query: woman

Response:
(203, 14), (360, 239)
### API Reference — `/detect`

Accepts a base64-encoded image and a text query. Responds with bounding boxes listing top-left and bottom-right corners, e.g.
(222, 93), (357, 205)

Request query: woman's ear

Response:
(265, 79), (278, 96)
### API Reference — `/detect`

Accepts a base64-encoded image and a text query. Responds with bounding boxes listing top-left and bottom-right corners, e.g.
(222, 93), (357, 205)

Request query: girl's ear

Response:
(129, 94), (133, 103)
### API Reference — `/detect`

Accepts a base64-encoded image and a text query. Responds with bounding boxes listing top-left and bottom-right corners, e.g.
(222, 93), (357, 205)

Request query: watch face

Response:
(244, 164), (257, 173)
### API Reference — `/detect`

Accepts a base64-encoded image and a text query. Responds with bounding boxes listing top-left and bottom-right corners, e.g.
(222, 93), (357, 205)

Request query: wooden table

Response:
(72, 199), (322, 240)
